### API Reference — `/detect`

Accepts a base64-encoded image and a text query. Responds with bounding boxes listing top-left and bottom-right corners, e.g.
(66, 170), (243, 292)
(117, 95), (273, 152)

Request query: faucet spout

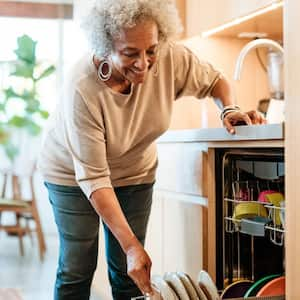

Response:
(234, 38), (284, 81)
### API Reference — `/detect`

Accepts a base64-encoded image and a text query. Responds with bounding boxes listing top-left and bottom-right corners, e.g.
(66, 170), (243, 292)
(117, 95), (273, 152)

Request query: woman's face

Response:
(110, 19), (159, 84)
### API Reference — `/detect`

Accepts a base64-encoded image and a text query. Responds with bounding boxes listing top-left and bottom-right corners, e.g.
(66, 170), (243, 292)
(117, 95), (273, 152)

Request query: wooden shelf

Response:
(203, 4), (283, 41)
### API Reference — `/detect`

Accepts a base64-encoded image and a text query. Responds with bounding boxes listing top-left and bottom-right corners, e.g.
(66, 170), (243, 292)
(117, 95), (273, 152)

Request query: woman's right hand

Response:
(126, 240), (153, 295)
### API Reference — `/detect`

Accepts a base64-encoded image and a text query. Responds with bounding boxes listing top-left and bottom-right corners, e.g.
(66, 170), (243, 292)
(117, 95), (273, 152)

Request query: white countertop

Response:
(157, 123), (284, 143)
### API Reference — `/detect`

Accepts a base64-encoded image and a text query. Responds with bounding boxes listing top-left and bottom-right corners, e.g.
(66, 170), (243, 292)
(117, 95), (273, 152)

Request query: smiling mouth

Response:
(130, 68), (147, 75)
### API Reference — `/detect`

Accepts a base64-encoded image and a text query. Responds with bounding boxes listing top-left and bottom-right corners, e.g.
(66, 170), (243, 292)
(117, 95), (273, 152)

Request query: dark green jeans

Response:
(45, 182), (154, 300)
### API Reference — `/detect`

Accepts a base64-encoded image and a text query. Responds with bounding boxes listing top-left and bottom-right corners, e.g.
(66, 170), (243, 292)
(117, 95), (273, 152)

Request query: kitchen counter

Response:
(157, 123), (284, 144)
(154, 123), (284, 206)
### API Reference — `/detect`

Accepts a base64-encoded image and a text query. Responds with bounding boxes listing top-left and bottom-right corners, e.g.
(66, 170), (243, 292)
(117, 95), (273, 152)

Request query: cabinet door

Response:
(146, 191), (204, 281)
(146, 141), (209, 278)
(155, 143), (208, 198)
(92, 226), (111, 300)
(161, 198), (204, 280)
(145, 191), (164, 276)
(185, 0), (278, 37)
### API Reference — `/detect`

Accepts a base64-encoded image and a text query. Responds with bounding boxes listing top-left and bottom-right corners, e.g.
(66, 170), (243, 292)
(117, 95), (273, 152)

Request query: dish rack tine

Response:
(269, 229), (284, 246)
(225, 218), (235, 233)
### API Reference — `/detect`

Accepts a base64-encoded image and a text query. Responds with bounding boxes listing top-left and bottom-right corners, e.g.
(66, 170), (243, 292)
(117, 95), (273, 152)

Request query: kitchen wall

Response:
(170, 36), (270, 129)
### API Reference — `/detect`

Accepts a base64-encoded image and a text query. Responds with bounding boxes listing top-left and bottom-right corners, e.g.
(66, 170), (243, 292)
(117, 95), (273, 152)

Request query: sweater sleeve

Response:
(63, 90), (112, 199)
(171, 43), (222, 100)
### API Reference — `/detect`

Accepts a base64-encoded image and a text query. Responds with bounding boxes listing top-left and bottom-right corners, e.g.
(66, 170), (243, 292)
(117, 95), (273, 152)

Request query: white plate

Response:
(177, 271), (208, 300)
(164, 272), (190, 300)
(151, 275), (179, 300)
(197, 270), (219, 300)
(182, 272), (209, 300)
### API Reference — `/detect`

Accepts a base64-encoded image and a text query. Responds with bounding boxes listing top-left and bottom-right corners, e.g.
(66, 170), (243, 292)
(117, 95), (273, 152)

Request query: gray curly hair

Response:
(81, 0), (183, 58)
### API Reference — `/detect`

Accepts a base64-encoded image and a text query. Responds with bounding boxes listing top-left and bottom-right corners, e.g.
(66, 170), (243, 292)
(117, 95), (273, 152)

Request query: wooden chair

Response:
(0, 169), (46, 260)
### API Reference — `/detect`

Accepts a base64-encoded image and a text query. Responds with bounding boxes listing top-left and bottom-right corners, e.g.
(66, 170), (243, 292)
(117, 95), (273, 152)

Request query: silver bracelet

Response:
(220, 105), (241, 121)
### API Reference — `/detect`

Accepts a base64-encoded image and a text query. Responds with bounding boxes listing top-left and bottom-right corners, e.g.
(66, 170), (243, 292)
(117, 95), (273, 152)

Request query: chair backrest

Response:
(0, 165), (46, 260)
(0, 172), (8, 199)
(0, 167), (36, 202)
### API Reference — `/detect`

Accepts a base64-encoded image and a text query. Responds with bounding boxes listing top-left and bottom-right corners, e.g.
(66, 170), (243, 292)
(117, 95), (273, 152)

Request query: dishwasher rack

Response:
(224, 196), (285, 246)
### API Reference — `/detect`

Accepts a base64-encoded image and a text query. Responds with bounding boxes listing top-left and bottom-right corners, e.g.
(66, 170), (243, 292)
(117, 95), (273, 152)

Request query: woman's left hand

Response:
(223, 110), (266, 134)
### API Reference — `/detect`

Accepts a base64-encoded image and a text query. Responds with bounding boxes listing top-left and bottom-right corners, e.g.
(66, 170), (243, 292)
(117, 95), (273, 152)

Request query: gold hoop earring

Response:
(97, 59), (112, 81)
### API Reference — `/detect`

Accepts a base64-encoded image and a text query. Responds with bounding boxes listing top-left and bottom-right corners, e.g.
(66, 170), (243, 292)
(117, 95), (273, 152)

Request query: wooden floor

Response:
(0, 232), (102, 300)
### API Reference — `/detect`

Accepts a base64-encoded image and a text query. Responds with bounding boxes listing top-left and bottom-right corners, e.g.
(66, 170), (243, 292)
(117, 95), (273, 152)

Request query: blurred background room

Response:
(1, 1), (300, 300)
(0, 1), (97, 299)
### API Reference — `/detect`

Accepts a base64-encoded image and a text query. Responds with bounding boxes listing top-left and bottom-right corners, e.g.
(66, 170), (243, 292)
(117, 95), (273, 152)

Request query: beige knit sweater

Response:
(37, 42), (221, 198)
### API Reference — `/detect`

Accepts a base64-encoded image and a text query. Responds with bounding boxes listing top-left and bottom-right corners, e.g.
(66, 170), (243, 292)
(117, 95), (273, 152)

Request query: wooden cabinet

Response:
(145, 141), (209, 280)
(284, 0), (300, 298)
(155, 142), (208, 197)
(171, 1), (283, 130)
(150, 130), (284, 290)
(182, 0), (280, 37)
(146, 190), (204, 281)
(144, 191), (164, 276)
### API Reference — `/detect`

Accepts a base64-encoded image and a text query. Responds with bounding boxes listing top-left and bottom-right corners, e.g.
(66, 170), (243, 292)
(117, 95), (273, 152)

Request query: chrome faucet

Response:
(234, 38), (284, 80)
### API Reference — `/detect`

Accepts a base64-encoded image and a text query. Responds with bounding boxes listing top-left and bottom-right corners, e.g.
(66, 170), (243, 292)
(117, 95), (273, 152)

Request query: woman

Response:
(38, 0), (264, 299)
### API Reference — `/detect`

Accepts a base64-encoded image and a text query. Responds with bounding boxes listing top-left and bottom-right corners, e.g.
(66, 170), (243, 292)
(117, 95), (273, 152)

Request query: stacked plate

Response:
(197, 270), (220, 300)
(151, 271), (209, 300)
(149, 271), (285, 299)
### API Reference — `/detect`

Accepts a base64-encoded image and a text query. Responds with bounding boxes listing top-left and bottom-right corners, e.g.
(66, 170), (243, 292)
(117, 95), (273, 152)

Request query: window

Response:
(0, 2), (88, 113)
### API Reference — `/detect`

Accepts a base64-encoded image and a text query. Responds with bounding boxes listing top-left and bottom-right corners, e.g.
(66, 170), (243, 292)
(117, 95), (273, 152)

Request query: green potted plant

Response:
(0, 34), (55, 162)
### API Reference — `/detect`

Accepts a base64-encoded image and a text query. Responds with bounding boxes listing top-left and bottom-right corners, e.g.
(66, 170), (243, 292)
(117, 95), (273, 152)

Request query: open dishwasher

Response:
(214, 148), (285, 298)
